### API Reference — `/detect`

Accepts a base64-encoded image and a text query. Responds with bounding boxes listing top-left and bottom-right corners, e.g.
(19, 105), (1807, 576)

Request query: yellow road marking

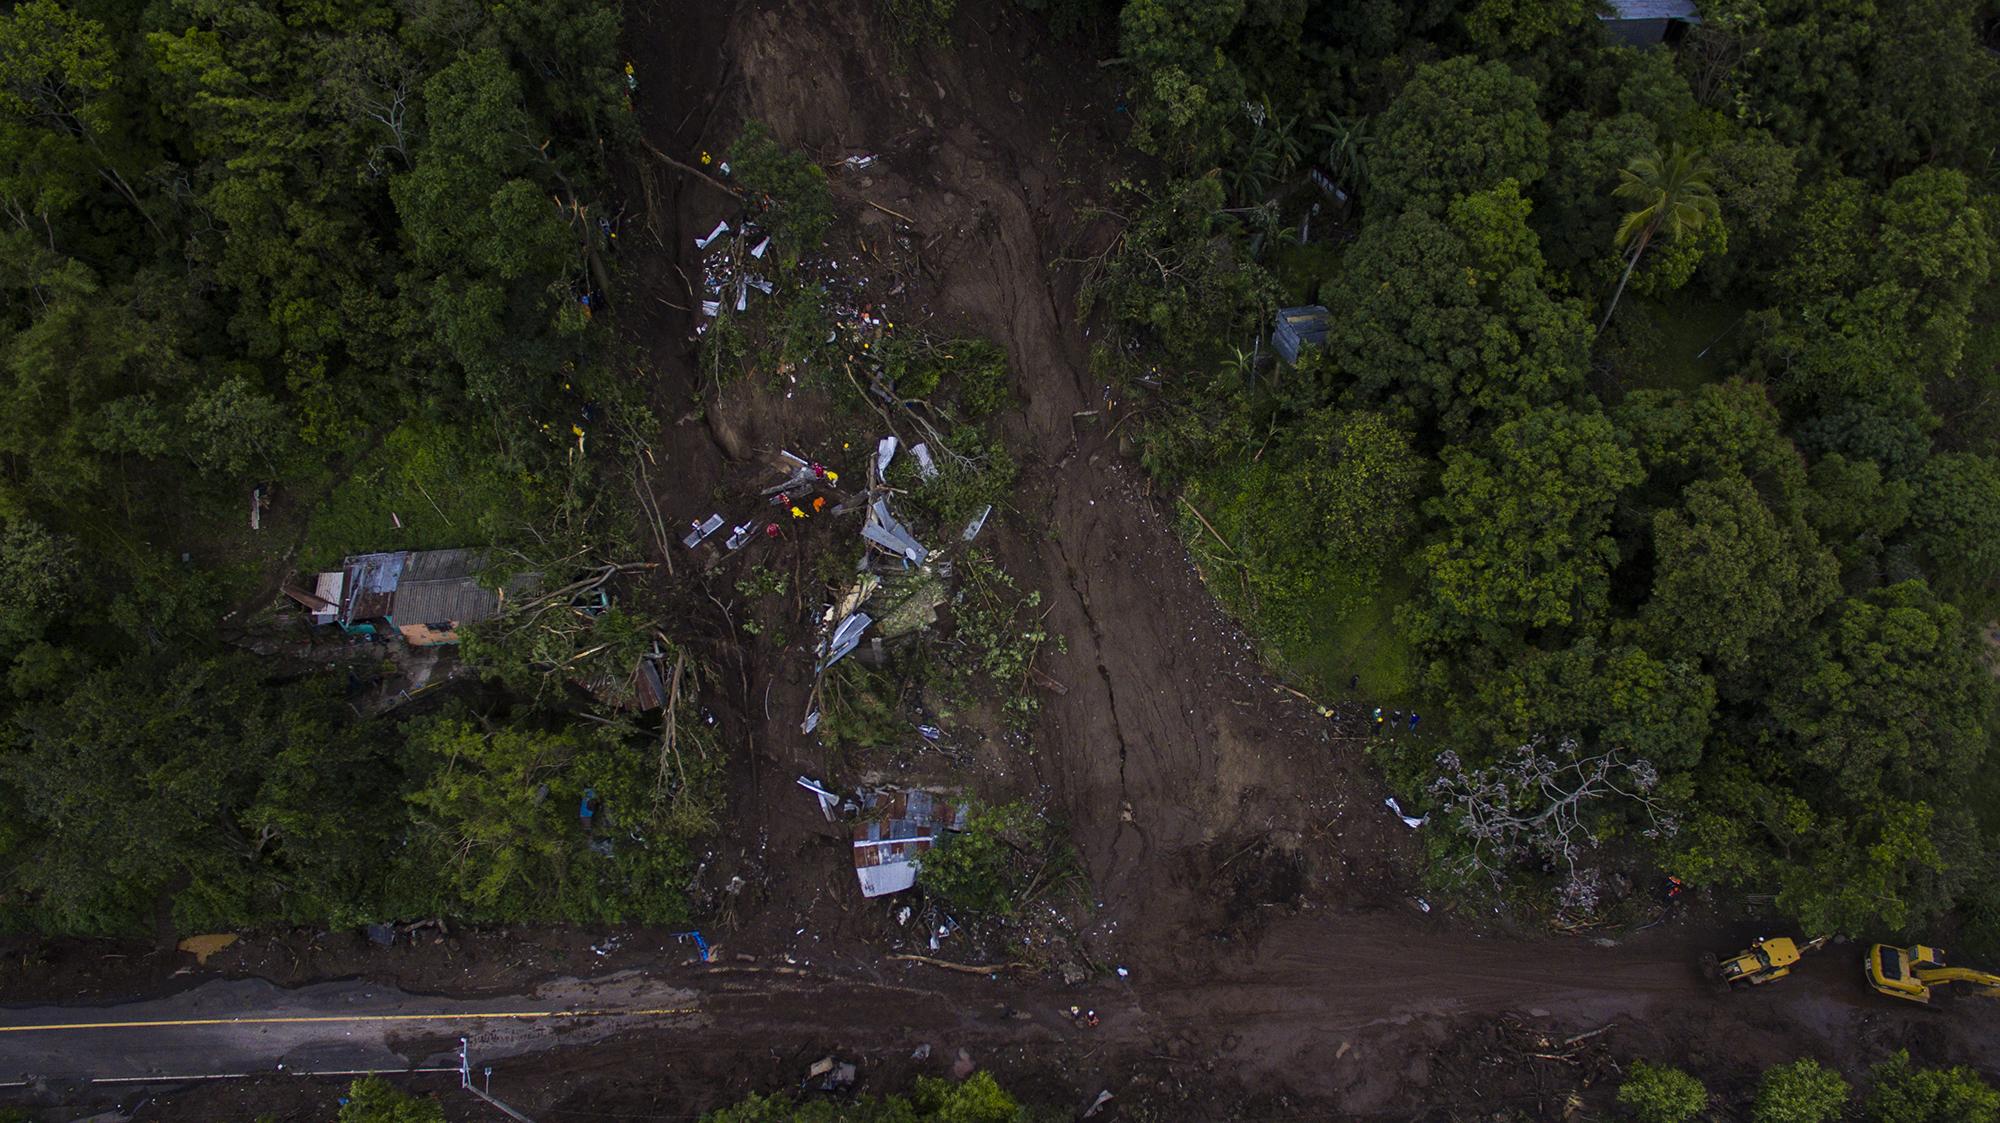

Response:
(0, 1007), (696, 1033)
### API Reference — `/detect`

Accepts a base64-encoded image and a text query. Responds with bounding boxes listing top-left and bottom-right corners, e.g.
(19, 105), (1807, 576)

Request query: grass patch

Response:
(300, 420), (555, 569)
(1177, 475), (1417, 704)
(1278, 567), (1415, 702)
(1609, 293), (1745, 395)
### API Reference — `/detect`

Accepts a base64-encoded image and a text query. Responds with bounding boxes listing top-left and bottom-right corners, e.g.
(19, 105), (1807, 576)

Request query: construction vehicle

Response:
(1713, 935), (1828, 986)
(1865, 943), (2000, 1003)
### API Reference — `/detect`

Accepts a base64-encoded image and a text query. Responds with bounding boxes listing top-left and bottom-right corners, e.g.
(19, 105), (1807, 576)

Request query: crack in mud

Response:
(1054, 533), (1131, 791)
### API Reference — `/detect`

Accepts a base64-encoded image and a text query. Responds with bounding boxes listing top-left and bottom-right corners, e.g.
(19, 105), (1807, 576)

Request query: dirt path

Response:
(9, 922), (1999, 1118)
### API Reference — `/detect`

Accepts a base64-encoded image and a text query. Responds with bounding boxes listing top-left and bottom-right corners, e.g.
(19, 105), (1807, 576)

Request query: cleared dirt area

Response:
(7, 1), (2000, 1120)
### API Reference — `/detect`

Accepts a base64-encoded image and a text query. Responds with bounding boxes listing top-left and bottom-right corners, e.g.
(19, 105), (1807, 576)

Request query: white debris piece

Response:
(797, 776), (840, 820)
(695, 219), (730, 249)
(874, 435), (899, 479)
(1384, 796), (1427, 829)
(911, 442), (938, 481)
(961, 504), (992, 541)
(750, 236), (771, 259)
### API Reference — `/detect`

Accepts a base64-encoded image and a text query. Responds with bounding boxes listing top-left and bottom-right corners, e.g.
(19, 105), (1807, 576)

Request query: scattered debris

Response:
(695, 219), (730, 249)
(862, 498), (927, 562)
(1116, 966), (1130, 978)
(818, 610), (873, 672)
(1083, 1090), (1116, 1118)
(804, 1056), (857, 1094)
(840, 154), (879, 171)
(910, 1043), (930, 1060)
(590, 936), (622, 957)
(910, 442), (938, 481)
(1384, 796), (1428, 829)
(177, 933), (238, 965)
(364, 923), (396, 948)
(675, 930), (715, 962)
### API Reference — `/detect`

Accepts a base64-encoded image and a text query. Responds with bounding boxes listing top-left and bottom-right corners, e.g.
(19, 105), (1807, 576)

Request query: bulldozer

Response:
(1714, 935), (1829, 986)
(1865, 943), (2000, 1003)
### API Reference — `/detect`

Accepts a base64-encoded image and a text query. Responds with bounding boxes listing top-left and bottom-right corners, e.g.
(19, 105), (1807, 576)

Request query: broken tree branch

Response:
(887, 954), (1031, 975)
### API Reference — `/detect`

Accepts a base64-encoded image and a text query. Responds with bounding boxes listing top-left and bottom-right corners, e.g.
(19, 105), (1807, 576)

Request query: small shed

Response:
(1272, 305), (1330, 366)
(1599, 0), (1699, 47)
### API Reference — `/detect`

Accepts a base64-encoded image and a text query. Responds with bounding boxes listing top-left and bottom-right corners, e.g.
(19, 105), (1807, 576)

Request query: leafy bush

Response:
(943, 549), (1053, 727)
(340, 1077), (444, 1123)
(727, 122), (835, 253)
(918, 800), (1066, 916)
(879, 0), (956, 48)
(1618, 1061), (1708, 1123)
(1755, 1058), (1851, 1123)
(1866, 1050), (2000, 1123)
(704, 1071), (1025, 1122)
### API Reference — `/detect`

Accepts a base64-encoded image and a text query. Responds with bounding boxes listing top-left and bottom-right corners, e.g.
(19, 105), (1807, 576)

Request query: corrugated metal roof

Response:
(1601, 0), (1698, 19)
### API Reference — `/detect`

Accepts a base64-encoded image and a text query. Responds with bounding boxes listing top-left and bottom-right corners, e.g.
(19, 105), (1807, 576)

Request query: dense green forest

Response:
(1086, 0), (2000, 937)
(0, 0), (715, 935)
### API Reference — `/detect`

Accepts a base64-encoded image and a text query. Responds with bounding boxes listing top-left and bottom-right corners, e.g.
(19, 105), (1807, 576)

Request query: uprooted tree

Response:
(1428, 739), (1674, 911)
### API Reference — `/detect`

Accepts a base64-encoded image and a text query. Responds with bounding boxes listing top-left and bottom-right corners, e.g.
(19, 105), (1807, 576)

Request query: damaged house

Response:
(852, 789), (972, 898)
(290, 548), (539, 646)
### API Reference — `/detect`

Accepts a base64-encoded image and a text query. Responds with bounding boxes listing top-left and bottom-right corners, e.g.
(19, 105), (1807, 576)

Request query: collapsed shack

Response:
(799, 779), (972, 899)
(852, 788), (972, 898)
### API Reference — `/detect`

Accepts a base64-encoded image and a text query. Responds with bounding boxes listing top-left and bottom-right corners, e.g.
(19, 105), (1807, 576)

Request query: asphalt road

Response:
(0, 972), (698, 1086)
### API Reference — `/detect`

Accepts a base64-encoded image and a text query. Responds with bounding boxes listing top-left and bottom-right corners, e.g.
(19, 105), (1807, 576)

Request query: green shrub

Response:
(1866, 1050), (2000, 1123)
(727, 122), (834, 253)
(340, 1076), (444, 1123)
(1618, 1061), (1708, 1123)
(918, 801), (1068, 916)
(1755, 1059), (1851, 1123)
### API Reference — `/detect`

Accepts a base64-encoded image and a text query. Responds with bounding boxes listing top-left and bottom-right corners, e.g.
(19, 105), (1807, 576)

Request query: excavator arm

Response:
(1913, 967), (2000, 998)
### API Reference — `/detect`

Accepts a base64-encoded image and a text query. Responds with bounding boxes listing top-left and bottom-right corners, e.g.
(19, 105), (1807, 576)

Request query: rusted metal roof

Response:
(340, 551), (405, 623)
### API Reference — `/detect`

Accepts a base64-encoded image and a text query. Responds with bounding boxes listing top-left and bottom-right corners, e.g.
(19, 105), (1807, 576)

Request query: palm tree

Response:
(1599, 143), (1719, 332)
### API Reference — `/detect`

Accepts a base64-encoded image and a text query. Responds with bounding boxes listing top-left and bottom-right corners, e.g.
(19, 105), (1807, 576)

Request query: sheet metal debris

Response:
(961, 504), (992, 541)
(911, 442), (938, 481)
(682, 513), (725, 548)
(695, 220), (730, 249)
(863, 498), (927, 562)
(1384, 796), (1428, 829)
(817, 611), (873, 673)
(796, 776), (841, 820)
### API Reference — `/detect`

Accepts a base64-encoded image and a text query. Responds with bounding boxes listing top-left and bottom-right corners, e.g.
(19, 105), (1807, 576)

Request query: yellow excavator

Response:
(1714, 935), (1829, 986)
(1866, 944), (2000, 1003)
